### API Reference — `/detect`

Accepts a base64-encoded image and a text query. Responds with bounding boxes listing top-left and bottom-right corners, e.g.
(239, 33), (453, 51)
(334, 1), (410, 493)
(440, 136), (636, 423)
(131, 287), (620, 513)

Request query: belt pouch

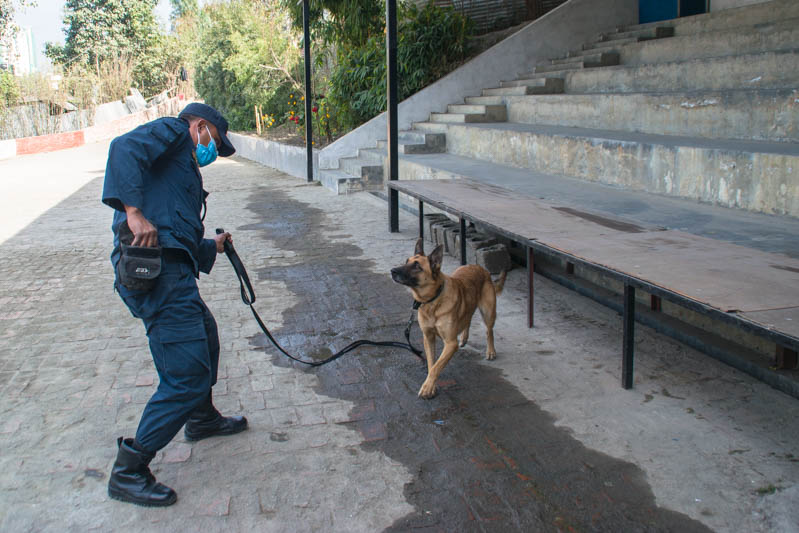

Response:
(117, 243), (162, 291)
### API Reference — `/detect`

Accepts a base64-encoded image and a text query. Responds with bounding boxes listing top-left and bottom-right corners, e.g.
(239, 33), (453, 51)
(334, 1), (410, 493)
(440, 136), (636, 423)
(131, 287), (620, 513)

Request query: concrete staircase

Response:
(321, 0), (799, 217)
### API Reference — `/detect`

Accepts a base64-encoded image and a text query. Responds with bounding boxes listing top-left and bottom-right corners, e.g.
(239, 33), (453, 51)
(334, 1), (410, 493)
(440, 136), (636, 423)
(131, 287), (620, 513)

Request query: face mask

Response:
(196, 125), (218, 167)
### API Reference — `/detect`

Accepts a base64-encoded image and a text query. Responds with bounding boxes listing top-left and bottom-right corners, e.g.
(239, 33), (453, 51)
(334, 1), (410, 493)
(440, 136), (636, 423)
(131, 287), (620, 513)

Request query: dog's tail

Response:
(493, 270), (507, 296)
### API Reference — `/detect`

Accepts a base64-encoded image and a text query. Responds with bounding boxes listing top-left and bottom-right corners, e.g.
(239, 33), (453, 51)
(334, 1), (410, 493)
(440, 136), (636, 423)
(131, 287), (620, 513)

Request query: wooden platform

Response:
(388, 178), (799, 391)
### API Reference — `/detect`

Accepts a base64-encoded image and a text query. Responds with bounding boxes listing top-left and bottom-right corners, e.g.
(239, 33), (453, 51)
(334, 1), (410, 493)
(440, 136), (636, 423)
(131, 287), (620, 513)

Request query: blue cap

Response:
(179, 102), (236, 157)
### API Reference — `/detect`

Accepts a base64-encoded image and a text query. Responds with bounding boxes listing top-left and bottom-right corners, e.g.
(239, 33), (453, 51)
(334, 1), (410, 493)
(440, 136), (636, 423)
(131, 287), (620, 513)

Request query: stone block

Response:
(455, 231), (497, 264)
(125, 88), (147, 113)
(476, 244), (511, 274)
(423, 213), (450, 245)
(431, 221), (457, 250)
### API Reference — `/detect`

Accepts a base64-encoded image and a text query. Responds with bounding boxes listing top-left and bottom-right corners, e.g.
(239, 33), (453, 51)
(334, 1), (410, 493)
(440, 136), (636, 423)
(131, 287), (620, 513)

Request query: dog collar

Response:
(413, 282), (445, 310)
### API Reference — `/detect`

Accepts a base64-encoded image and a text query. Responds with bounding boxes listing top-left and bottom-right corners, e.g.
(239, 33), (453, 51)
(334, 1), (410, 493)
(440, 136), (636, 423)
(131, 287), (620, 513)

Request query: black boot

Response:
(184, 392), (248, 442)
(108, 437), (177, 507)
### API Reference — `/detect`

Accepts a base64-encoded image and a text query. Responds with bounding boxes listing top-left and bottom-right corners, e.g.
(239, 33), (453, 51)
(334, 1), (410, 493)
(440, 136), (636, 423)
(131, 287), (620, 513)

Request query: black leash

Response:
(216, 229), (424, 367)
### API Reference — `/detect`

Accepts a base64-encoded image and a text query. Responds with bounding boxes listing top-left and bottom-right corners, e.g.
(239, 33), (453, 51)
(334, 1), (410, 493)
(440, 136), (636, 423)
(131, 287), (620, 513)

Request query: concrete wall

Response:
(229, 132), (319, 181)
(0, 97), (186, 160)
(93, 101), (131, 126)
(711, 0), (771, 11)
(318, 0), (638, 170)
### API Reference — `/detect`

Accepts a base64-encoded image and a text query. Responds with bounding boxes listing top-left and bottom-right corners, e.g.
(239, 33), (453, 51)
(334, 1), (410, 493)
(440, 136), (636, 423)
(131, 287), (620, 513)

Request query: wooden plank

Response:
(739, 307), (799, 339)
(390, 179), (656, 242)
(545, 230), (799, 313)
(389, 179), (799, 315)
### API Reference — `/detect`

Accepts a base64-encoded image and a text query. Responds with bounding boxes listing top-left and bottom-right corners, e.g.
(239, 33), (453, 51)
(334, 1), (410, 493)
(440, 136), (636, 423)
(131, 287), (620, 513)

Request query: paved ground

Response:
(1, 143), (798, 532)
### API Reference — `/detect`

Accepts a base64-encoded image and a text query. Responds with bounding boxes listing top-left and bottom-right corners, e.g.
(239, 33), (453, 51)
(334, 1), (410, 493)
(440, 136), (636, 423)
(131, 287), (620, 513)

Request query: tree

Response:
(0, 68), (20, 106)
(1, 0), (35, 41)
(45, 0), (182, 99)
(194, 0), (301, 129)
(46, 0), (159, 73)
(169, 0), (197, 23)
(278, 0), (384, 50)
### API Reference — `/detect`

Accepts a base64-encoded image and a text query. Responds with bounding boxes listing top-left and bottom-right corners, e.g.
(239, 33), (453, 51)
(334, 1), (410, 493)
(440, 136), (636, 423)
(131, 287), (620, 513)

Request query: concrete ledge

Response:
(318, 0), (638, 171)
(0, 97), (186, 160)
(229, 132), (319, 181)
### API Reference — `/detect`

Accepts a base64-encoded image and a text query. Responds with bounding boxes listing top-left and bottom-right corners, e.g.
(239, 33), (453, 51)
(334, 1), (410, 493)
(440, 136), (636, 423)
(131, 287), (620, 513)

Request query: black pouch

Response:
(116, 222), (162, 291)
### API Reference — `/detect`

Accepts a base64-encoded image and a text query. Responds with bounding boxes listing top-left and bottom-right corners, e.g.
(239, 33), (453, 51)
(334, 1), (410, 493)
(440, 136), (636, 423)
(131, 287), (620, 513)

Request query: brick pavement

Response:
(0, 146), (798, 532)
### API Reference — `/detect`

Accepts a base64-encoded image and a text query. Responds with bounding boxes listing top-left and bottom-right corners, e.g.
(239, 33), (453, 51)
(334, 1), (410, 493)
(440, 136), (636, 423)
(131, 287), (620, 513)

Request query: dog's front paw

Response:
(486, 349), (496, 361)
(418, 379), (437, 399)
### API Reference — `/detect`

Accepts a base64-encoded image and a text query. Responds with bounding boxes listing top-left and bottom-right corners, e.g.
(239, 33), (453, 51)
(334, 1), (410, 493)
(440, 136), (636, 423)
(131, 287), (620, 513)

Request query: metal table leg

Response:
(528, 247), (534, 328)
(460, 217), (467, 265)
(622, 284), (635, 389)
(418, 200), (424, 240)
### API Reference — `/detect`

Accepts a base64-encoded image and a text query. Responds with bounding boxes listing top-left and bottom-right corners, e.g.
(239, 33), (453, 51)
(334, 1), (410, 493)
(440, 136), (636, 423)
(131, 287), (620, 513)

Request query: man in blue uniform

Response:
(102, 103), (248, 507)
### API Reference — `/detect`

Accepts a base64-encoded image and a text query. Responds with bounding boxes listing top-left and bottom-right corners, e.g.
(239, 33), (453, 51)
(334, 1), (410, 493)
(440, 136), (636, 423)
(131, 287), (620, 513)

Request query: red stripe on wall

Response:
(16, 130), (85, 156)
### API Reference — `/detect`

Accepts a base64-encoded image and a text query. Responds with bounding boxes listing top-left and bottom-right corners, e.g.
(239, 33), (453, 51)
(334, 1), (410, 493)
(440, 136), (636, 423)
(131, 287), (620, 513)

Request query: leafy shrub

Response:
(0, 70), (20, 107)
(328, 2), (474, 129)
(194, 0), (302, 130)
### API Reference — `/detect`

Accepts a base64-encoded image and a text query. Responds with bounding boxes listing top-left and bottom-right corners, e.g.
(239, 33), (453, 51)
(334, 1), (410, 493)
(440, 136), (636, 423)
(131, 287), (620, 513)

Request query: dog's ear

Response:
(414, 238), (424, 257)
(429, 244), (444, 272)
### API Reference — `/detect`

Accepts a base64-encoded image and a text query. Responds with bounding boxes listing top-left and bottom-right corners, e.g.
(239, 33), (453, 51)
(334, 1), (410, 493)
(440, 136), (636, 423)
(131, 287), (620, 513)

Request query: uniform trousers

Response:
(116, 256), (219, 452)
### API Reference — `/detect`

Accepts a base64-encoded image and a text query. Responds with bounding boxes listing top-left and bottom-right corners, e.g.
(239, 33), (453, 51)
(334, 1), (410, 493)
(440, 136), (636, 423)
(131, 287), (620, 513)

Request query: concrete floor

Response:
(0, 144), (797, 532)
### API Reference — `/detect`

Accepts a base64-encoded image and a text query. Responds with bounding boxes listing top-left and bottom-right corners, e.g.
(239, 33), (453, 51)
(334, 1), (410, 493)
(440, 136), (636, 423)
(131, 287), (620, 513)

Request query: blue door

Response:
(640, 0), (678, 23)
(639, 0), (706, 23)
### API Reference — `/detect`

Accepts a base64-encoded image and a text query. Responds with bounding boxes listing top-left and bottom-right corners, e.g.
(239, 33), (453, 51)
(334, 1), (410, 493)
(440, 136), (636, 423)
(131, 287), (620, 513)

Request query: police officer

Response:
(102, 103), (247, 507)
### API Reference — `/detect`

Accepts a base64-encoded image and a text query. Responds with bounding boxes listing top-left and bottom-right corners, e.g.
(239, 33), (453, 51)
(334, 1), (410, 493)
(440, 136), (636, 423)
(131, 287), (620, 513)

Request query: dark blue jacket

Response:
(102, 117), (217, 277)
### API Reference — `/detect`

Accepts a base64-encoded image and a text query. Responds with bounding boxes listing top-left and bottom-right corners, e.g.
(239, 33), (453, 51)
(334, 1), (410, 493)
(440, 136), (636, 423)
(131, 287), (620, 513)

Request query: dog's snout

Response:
(391, 265), (416, 286)
(390, 266), (404, 282)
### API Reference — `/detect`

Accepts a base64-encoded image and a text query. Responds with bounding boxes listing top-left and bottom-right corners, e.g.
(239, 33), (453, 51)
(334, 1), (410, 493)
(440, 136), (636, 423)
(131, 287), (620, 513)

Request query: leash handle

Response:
(216, 228), (256, 305)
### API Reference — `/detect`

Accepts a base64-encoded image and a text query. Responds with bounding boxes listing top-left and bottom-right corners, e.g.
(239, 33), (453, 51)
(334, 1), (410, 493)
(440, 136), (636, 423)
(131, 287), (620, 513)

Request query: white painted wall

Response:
(230, 132), (319, 181)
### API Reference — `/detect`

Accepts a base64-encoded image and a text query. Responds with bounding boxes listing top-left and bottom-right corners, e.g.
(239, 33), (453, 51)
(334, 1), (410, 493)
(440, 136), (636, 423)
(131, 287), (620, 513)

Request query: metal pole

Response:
(622, 284), (635, 389)
(418, 200), (424, 239)
(303, 0), (313, 182)
(527, 247), (534, 328)
(387, 0), (399, 232)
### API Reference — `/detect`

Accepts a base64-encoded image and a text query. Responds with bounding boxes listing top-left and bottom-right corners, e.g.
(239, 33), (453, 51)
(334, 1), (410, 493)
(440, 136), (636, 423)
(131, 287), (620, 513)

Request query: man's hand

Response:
(124, 206), (158, 247)
(214, 232), (232, 253)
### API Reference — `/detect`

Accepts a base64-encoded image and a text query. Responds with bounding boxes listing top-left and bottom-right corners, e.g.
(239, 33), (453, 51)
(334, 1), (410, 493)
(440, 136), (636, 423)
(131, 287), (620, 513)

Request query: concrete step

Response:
(318, 169), (367, 195)
(578, 37), (638, 54)
(509, 49), (799, 94)
(615, 17), (799, 67)
(585, 18), (799, 65)
(618, 0), (799, 38)
(548, 51), (620, 67)
(358, 147), (385, 164)
(482, 77), (564, 96)
(464, 95), (503, 106)
(412, 121), (449, 134)
(375, 134), (446, 154)
(534, 54), (619, 74)
(501, 89), (799, 143)
(447, 104), (507, 122)
(338, 155), (383, 181)
(596, 25), (674, 44)
(520, 18), (799, 78)
(430, 104), (507, 123)
(440, 122), (799, 216)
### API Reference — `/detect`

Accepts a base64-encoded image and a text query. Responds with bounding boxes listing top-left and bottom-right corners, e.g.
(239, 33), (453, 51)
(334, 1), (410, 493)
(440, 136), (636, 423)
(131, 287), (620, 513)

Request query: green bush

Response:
(328, 2), (474, 129)
(194, 0), (301, 130)
(0, 70), (20, 107)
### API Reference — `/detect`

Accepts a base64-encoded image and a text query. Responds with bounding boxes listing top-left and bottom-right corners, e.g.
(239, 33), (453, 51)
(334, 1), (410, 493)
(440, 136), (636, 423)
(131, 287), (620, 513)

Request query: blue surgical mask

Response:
(196, 125), (218, 167)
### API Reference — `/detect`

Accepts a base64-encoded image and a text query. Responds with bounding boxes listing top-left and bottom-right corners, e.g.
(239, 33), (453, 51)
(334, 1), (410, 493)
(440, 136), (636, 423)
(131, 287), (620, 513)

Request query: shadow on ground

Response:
(242, 188), (710, 532)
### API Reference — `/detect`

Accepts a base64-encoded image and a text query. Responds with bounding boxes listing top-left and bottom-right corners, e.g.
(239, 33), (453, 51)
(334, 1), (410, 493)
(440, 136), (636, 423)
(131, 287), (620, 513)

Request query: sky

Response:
(15, 0), (173, 71)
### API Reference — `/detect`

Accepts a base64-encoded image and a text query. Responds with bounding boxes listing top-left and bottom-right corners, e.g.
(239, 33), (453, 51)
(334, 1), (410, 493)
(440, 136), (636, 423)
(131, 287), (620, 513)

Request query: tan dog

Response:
(391, 238), (506, 398)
